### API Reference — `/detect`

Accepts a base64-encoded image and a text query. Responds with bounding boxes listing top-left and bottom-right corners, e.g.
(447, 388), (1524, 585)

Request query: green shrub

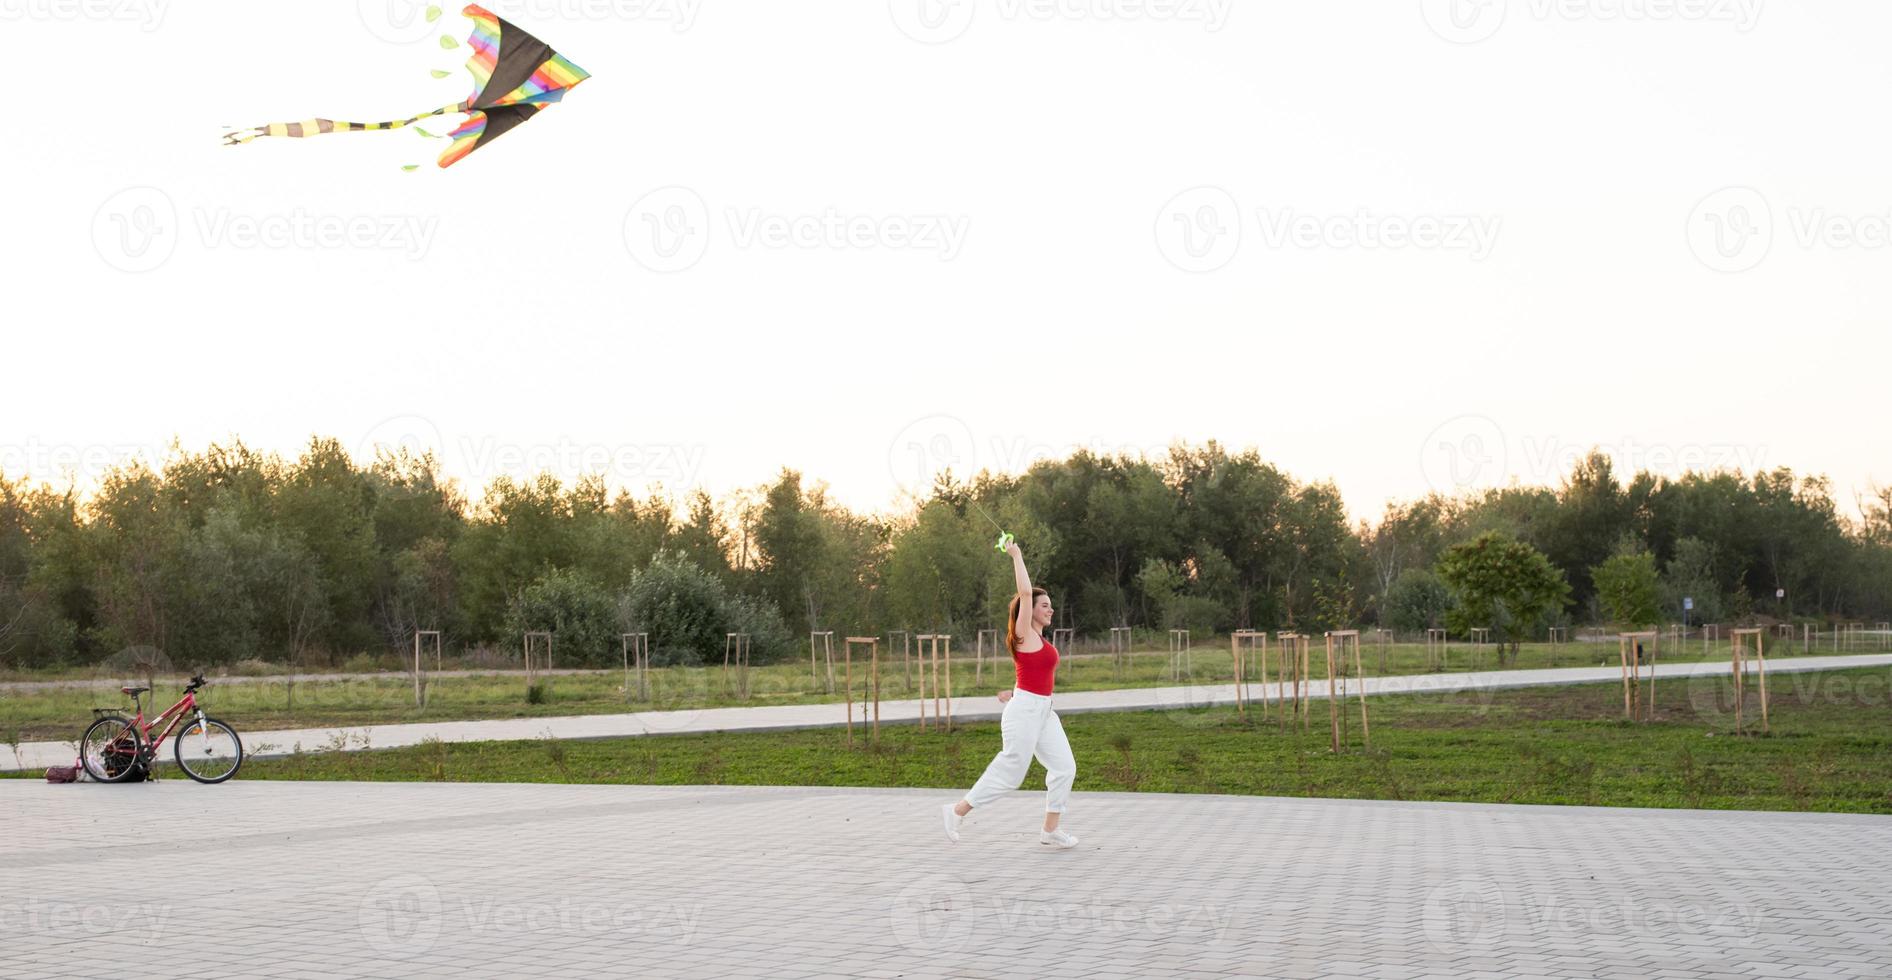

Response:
(619, 550), (794, 667)
(502, 567), (619, 668)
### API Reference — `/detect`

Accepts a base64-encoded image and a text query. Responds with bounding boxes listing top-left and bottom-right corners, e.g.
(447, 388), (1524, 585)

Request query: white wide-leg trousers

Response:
(963, 688), (1076, 813)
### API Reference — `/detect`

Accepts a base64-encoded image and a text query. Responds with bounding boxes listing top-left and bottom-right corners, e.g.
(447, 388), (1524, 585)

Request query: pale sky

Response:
(4, 0), (1888, 522)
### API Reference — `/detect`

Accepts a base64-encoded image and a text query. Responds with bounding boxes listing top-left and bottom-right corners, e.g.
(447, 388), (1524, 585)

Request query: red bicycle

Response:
(80, 674), (243, 784)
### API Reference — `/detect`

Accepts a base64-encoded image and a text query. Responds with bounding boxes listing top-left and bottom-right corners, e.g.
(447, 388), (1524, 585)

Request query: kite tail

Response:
(222, 103), (469, 146)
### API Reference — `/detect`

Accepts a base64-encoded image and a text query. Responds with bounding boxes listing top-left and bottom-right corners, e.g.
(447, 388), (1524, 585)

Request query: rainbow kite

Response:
(222, 5), (590, 168)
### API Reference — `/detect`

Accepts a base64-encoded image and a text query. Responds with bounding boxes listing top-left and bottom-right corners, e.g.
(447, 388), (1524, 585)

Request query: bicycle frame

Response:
(126, 688), (208, 758)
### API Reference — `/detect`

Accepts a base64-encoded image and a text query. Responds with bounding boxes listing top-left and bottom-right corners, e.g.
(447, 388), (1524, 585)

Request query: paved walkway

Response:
(1, 780), (1887, 979)
(0, 649), (1146, 692)
(0, 666), (622, 693)
(8, 654), (1890, 772)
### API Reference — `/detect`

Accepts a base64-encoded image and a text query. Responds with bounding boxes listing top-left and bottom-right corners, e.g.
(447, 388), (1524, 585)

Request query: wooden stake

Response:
(1731, 628), (1769, 735)
(1748, 635), (1763, 734)
(523, 631), (552, 696)
(1326, 632), (1340, 753)
(724, 633), (752, 700)
(1300, 635), (1311, 733)
(1354, 633), (1370, 748)
(1618, 634), (1632, 719)
(621, 632), (649, 702)
(1274, 632), (1292, 731)
(1231, 632), (1245, 717)
(943, 635), (955, 732)
(1109, 626), (1133, 680)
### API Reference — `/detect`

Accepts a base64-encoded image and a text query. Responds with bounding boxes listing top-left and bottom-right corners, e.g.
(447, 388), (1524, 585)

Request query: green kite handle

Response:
(994, 531), (1015, 552)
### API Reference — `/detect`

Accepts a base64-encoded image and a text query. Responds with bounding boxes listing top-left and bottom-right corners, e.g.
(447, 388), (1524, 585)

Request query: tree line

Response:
(1, 438), (1886, 671)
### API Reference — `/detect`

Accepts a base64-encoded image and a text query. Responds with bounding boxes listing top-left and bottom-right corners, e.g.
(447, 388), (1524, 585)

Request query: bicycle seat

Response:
(121, 686), (150, 697)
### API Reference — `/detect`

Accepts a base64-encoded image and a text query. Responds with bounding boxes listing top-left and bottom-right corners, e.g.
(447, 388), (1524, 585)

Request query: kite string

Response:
(969, 500), (1016, 551)
(222, 102), (469, 145)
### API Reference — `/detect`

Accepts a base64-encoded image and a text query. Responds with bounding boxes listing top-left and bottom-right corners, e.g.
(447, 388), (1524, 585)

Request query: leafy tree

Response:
(1436, 532), (1570, 664)
(750, 470), (836, 635)
(274, 437), (378, 654)
(1541, 450), (1629, 606)
(1132, 556), (1220, 635)
(0, 475), (79, 668)
(1306, 575), (1359, 635)
(1384, 568), (1454, 634)
(1592, 542), (1661, 630)
(167, 506), (265, 665)
(884, 499), (986, 633)
(568, 481), (669, 594)
(1363, 497), (1448, 627)
(1660, 536), (1724, 625)
(376, 537), (455, 653)
(452, 472), (574, 642)
(670, 488), (734, 584)
(84, 461), (182, 655)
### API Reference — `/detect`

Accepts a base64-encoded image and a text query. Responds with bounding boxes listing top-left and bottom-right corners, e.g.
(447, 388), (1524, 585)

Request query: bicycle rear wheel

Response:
(174, 717), (242, 784)
(80, 714), (147, 783)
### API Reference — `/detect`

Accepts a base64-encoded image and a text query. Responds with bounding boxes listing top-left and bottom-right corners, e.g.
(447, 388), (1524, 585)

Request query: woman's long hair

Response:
(1006, 587), (1050, 653)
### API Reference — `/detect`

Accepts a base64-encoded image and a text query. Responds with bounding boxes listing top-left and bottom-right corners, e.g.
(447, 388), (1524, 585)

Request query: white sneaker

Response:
(941, 803), (963, 843)
(1040, 828), (1079, 849)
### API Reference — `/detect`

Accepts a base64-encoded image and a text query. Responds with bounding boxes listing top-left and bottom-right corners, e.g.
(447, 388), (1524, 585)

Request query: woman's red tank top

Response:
(1013, 638), (1059, 696)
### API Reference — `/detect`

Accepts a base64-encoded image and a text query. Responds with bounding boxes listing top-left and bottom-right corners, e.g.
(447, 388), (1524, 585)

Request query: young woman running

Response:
(941, 540), (1079, 848)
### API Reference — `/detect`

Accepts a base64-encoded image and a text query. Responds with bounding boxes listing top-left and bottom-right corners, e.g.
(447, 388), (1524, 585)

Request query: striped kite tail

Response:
(222, 103), (467, 146)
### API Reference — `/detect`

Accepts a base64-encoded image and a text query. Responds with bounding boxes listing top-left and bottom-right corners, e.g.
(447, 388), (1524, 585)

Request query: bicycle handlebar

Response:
(185, 674), (207, 693)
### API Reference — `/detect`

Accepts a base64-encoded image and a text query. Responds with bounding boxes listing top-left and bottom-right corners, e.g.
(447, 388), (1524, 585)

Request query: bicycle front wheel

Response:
(174, 717), (243, 784)
(80, 714), (147, 783)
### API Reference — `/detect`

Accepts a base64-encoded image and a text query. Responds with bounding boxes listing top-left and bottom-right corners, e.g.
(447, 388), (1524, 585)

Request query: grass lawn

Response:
(5, 638), (1881, 745)
(23, 665), (1886, 815)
